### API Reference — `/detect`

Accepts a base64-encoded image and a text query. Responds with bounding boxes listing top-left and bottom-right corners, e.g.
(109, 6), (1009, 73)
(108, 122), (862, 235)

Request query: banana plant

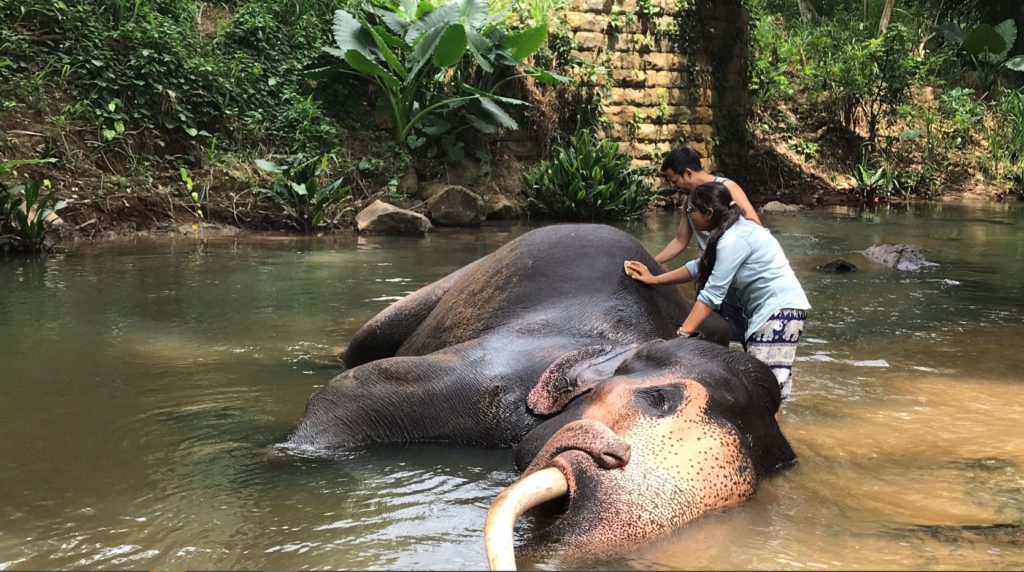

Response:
(320, 0), (567, 148)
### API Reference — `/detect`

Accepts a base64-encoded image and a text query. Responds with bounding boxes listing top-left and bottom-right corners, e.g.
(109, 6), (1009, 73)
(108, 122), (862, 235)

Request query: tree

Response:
(797, 0), (819, 23)
(879, 0), (896, 34)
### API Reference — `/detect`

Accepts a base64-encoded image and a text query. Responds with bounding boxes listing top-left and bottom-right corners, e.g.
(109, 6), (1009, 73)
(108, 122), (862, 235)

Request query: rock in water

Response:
(761, 201), (802, 214)
(426, 185), (484, 226)
(356, 200), (432, 236)
(817, 258), (857, 273)
(862, 244), (938, 271)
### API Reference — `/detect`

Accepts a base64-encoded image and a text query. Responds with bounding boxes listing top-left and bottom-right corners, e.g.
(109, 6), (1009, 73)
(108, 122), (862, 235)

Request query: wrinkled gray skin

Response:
(288, 224), (731, 449)
(286, 224), (795, 557)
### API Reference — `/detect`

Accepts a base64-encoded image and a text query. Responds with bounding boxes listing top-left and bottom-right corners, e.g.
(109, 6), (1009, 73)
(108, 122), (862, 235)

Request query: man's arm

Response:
(654, 215), (693, 264)
(678, 301), (715, 336)
(723, 180), (762, 226)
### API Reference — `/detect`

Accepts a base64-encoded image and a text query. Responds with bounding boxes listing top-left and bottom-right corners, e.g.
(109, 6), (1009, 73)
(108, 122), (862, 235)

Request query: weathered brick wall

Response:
(565, 0), (749, 172)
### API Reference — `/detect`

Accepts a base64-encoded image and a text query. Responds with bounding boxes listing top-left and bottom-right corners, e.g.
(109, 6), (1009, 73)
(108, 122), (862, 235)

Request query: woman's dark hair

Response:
(661, 146), (703, 174)
(692, 182), (744, 294)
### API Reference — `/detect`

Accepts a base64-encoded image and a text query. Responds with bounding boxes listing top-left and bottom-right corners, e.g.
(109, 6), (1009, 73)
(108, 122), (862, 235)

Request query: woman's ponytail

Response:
(693, 182), (743, 294)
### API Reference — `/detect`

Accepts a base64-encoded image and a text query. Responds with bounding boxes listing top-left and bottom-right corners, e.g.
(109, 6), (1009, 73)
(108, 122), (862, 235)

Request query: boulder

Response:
(426, 185), (484, 226)
(761, 200), (802, 214)
(862, 244), (938, 271)
(483, 194), (522, 220)
(817, 258), (857, 273)
(356, 200), (432, 236)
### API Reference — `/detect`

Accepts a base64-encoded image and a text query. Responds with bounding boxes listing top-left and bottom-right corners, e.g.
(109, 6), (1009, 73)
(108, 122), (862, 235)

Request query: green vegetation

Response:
(254, 154), (351, 232)
(748, 0), (1024, 200)
(3, 0), (1023, 251)
(524, 131), (654, 221)
(0, 158), (64, 254)
(0, 0), (581, 247)
(322, 0), (564, 152)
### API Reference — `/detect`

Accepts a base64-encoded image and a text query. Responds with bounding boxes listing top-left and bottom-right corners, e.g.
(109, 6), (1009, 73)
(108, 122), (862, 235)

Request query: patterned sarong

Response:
(745, 309), (808, 400)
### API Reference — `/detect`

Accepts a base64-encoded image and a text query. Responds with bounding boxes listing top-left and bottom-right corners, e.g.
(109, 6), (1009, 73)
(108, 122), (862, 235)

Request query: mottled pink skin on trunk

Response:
(520, 376), (757, 557)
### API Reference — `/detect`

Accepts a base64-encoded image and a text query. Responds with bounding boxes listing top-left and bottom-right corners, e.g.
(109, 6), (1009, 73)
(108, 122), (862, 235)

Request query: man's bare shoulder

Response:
(722, 178), (747, 195)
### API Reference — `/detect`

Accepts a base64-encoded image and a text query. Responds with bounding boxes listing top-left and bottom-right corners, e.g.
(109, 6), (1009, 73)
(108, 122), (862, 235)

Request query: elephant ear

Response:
(528, 344), (639, 415)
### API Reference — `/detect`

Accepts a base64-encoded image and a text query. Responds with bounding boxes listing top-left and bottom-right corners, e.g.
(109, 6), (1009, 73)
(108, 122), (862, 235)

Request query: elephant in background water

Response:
(285, 224), (796, 567)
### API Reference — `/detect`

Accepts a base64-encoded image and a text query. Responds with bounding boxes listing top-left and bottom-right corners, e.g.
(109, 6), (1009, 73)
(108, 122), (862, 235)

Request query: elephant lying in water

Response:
(286, 224), (796, 568)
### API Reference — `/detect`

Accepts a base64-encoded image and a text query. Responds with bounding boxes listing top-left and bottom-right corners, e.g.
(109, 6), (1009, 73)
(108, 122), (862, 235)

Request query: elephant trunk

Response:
(484, 466), (569, 571)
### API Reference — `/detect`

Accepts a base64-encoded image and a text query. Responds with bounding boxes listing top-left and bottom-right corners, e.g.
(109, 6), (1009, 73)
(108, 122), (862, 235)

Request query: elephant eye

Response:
(636, 385), (684, 417)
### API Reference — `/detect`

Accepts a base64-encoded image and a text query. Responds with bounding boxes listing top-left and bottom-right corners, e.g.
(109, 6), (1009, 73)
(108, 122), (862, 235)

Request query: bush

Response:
(523, 131), (654, 221)
(985, 88), (1024, 192)
(1, 1), (346, 156)
(0, 159), (65, 255)
(254, 154), (352, 232)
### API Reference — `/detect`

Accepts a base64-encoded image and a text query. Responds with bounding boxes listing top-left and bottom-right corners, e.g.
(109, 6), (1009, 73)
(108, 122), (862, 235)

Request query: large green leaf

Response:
(503, 23), (547, 60)
(940, 21), (965, 45)
(477, 97), (518, 129)
(368, 5), (410, 38)
(460, 84), (527, 105)
(527, 69), (571, 85)
(365, 21), (408, 78)
(963, 24), (1006, 60)
(433, 24), (467, 67)
(344, 49), (401, 90)
(399, 0), (419, 19)
(994, 19), (1017, 57)
(453, 0), (490, 30)
(1005, 55), (1024, 72)
(254, 159), (284, 173)
(465, 112), (498, 133)
(332, 10), (378, 60)
(466, 27), (494, 72)
(406, 1), (458, 45)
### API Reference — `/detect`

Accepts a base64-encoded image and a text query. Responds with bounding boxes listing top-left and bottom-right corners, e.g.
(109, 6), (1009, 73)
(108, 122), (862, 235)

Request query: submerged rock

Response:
(356, 200), (432, 236)
(862, 244), (939, 271)
(817, 258), (857, 273)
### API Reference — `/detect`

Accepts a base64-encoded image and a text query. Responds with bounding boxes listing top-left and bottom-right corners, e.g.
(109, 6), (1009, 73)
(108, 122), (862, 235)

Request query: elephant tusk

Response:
(484, 466), (569, 571)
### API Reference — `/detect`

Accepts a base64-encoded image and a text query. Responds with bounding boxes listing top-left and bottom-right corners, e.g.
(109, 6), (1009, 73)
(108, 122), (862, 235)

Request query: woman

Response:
(625, 182), (811, 400)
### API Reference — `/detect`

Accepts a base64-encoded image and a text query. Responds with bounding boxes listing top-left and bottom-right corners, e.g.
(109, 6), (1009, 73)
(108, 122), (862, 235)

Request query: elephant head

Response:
(485, 338), (796, 569)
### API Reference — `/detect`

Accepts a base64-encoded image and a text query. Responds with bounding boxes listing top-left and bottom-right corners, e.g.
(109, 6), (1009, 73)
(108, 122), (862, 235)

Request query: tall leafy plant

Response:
(322, 0), (565, 149)
(942, 19), (1024, 72)
(254, 154), (352, 232)
(1, 158), (64, 254)
(524, 131), (655, 221)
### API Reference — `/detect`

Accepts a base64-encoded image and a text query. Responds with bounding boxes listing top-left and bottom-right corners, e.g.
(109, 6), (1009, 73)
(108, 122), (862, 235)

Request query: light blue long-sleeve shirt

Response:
(684, 218), (810, 340)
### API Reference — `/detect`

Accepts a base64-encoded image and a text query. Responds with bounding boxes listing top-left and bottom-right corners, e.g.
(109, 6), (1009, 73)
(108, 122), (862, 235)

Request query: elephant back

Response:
(397, 224), (703, 355)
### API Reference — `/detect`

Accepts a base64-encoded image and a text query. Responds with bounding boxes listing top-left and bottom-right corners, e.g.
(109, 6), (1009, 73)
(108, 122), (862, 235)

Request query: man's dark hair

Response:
(661, 146), (703, 174)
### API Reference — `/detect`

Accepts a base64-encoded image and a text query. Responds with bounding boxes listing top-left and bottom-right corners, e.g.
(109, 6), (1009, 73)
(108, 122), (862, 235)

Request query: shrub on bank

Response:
(523, 131), (654, 221)
(0, 159), (64, 255)
(747, 0), (1024, 200)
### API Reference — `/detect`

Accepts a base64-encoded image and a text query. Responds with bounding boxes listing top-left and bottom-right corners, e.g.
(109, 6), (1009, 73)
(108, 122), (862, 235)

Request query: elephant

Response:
(285, 224), (796, 568)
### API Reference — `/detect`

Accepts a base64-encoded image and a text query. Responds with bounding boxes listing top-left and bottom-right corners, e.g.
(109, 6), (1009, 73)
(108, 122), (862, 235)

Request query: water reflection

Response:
(0, 203), (1022, 570)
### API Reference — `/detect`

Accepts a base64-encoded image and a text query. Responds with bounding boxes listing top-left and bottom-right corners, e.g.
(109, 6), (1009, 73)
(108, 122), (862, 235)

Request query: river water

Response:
(0, 204), (1022, 570)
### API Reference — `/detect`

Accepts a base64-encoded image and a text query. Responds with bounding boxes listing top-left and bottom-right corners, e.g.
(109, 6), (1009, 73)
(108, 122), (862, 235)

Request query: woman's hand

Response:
(676, 325), (701, 339)
(624, 260), (656, 284)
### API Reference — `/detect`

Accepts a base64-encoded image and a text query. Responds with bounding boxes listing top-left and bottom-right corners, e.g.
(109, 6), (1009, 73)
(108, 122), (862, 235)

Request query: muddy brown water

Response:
(1, 204), (1022, 570)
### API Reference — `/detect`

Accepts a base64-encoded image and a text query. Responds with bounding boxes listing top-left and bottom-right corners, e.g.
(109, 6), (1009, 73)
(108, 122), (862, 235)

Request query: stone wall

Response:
(563, 0), (750, 173)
